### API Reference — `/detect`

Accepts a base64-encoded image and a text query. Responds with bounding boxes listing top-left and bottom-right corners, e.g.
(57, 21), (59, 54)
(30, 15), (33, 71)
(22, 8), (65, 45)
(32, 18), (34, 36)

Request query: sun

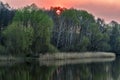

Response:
(56, 9), (61, 15)
(54, 7), (62, 15)
(50, 6), (66, 15)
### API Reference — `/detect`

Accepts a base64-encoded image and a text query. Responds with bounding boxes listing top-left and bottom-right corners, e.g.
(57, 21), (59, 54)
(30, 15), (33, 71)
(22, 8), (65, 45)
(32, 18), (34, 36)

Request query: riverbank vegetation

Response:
(0, 2), (120, 56)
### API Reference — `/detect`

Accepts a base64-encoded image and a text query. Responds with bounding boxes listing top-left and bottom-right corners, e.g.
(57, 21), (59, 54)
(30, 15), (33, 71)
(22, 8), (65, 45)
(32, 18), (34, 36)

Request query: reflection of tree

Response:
(89, 63), (111, 80)
(52, 64), (91, 80)
(36, 66), (57, 80)
(0, 62), (32, 80)
(51, 63), (116, 80)
(0, 59), (120, 80)
(112, 56), (120, 80)
(0, 61), (57, 80)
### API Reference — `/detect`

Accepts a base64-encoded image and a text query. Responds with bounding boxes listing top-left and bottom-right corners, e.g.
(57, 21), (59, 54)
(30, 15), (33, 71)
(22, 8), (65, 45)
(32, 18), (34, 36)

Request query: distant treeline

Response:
(0, 2), (120, 56)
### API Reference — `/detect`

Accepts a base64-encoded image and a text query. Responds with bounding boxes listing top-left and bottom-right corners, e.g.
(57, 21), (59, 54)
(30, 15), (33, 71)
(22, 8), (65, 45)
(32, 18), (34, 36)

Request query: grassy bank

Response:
(39, 52), (116, 60)
(0, 52), (115, 61)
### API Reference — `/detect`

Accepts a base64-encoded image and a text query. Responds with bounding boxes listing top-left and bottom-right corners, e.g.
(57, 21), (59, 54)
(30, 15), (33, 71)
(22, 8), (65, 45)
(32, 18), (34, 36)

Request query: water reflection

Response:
(0, 57), (120, 80)
(39, 58), (115, 66)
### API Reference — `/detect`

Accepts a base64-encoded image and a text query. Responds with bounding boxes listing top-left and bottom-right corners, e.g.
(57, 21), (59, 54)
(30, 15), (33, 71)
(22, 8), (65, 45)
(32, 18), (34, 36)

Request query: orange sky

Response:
(2, 0), (120, 23)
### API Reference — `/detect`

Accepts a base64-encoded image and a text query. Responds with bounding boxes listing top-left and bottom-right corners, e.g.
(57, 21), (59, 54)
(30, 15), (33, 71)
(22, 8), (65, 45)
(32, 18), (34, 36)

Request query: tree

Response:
(13, 7), (57, 54)
(75, 36), (90, 52)
(52, 9), (80, 51)
(110, 21), (120, 53)
(96, 18), (106, 33)
(2, 23), (34, 56)
(0, 3), (15, 46)
(78, 10), (95, 36)
(88, 23), (110, 51)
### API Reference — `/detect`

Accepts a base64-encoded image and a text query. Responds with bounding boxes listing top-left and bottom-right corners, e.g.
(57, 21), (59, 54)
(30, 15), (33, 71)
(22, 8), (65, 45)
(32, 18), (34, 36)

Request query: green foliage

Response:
(2, 23), (34, 55)
(30, 10), (55, 53)
(110, 25), (120, 53)
(78, 10), (95, 22)
(13, 8), (57, 54)
(61, 9), (80, 25)
(47, 44), (59, 53)
(0, 3), (120, 56)
(88, 23), (110, 51)
(75, 36), (90, 52)
(115, 37), (120, 52)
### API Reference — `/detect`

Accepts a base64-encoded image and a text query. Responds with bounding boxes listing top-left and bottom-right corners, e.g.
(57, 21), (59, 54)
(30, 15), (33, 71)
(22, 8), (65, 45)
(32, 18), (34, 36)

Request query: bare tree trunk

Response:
(56, 19), (64, 47)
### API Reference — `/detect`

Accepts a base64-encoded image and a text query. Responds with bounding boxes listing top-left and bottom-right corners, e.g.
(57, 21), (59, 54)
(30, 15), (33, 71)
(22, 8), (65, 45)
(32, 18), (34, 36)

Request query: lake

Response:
(0, 56), (119, 80)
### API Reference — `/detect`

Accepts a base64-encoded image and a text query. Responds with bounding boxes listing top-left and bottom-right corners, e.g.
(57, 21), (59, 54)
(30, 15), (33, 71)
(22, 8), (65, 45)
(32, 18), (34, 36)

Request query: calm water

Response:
(0, 57), (119, 80)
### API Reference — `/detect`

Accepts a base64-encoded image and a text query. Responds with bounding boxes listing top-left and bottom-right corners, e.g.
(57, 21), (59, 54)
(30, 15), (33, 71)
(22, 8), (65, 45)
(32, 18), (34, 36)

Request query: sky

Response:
(2, 0), (120, 23)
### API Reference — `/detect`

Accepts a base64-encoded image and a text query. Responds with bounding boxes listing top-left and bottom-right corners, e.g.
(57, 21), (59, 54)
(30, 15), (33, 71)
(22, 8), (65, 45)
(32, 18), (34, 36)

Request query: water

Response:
(0, 57), (119, 80)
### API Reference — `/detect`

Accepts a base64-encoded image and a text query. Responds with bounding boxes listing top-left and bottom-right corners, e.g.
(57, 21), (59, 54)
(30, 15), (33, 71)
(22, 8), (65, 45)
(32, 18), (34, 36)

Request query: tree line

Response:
(0, 3), (120, 56)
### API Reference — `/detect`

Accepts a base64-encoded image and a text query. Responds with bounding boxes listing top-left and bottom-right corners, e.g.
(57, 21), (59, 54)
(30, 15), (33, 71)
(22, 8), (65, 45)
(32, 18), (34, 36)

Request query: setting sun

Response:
(51, 7), (65, 15)
(56, 9), (61, 15)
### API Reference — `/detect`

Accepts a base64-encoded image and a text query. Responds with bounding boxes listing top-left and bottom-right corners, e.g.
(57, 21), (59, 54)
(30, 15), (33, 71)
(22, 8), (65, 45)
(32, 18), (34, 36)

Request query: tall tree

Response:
(3, 23), (34, 55)
(110, 21), (120, 53)
(88, 23), (110, 51)
(13, 7), (57, 54)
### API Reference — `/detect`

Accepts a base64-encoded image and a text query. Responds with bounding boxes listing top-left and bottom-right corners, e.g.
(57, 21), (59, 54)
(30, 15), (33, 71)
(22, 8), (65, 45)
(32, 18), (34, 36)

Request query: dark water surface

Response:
(0, 57), (119, 80)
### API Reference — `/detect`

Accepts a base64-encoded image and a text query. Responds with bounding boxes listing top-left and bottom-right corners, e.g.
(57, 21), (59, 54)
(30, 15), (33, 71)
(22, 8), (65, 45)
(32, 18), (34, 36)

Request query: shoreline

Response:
(0, 52), (116, 61)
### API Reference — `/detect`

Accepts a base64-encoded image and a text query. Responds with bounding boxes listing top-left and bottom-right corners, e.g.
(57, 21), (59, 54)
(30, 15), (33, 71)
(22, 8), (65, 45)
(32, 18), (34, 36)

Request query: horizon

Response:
(2, 0), (120, 23)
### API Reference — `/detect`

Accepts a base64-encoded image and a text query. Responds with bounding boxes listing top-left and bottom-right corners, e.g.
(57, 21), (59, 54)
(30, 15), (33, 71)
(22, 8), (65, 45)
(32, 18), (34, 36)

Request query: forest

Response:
(0, 2), (120, 56)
